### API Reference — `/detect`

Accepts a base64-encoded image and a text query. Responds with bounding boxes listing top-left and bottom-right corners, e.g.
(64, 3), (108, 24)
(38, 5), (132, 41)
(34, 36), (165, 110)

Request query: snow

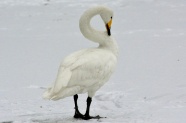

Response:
(0, 0), (186, 122)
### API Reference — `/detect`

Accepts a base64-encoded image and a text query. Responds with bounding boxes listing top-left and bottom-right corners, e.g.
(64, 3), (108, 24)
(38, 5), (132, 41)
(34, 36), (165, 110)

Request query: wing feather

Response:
(67, 49), (117, 87)
(52, 67), (72, 94)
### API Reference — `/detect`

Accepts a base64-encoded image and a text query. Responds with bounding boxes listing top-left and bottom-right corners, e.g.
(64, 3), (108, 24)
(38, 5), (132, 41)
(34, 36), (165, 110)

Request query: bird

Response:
(43, 5), (118, 120)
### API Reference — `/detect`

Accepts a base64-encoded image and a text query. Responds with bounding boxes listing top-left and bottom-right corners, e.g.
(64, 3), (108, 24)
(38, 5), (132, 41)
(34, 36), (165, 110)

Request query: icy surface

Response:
(0, 0), (186, 122)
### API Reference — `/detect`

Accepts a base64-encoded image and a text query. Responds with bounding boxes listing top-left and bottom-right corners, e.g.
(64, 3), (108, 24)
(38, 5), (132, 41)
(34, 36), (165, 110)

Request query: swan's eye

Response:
(111, 16), (112, 19)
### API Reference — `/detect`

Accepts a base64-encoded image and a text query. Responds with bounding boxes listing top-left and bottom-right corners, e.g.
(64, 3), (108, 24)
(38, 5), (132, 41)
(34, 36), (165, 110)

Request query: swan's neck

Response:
(79, 7), (119, 57)
(79, 7), (106, 44)
(99, 37), (119, 57)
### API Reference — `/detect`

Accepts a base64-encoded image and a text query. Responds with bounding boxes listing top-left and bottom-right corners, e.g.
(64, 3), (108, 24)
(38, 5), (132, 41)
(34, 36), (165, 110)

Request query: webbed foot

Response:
(74, 110), (84, 119)
(82, 114), (106, 120)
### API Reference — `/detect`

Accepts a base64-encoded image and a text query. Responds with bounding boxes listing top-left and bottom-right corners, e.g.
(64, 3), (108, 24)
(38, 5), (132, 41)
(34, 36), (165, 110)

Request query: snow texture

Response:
(0, 0), (186, 122)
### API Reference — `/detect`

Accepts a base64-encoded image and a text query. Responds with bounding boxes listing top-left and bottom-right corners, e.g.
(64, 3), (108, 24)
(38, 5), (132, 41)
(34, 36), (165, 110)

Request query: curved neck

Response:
(79, 6), (119, 57)
(79, 7), (107, 45)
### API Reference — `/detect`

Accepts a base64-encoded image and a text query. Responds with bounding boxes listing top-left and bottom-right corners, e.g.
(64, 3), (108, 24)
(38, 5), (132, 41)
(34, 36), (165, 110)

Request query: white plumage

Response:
(43, 6), (118, 119)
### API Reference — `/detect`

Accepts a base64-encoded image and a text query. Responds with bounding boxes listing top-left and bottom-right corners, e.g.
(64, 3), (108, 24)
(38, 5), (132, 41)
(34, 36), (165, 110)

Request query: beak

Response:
(106, 19), (112, 36)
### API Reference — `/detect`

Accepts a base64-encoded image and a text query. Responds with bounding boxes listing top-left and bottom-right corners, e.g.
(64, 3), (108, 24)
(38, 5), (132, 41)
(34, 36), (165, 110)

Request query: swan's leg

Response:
(83, 97), (104, 120)
(73, 94), (84, 118)
(84, 97), (92, 119)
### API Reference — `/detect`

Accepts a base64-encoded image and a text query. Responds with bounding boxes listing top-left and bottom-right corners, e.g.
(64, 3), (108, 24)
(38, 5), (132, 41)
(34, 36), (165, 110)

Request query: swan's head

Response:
(100, 6), (113, 36)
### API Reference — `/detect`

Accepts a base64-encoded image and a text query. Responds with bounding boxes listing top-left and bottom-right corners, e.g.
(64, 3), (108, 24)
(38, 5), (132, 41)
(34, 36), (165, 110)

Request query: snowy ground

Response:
(0, 0), (186, 122)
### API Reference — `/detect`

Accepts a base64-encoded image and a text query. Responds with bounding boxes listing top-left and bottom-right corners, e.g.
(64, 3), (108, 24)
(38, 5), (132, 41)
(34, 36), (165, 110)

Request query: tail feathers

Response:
(42, 87), (53, 100)
(43, 86), (82, 101)
(43, 68), (72, 99)
(52, 68), (72, 94)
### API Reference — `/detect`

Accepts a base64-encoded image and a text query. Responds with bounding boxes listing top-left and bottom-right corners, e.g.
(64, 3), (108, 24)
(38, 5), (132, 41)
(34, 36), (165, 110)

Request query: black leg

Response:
(83, 97), (104, 120)
(84, 97), (92, 118)
(73, 94), (84, 119)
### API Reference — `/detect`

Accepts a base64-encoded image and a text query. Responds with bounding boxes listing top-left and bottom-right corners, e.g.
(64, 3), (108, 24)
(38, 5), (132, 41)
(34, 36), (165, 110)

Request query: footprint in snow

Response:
(95, 91), (125, 108)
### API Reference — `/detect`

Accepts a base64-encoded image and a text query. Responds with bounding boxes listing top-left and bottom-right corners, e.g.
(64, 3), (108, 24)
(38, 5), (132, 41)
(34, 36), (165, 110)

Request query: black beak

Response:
(106, 24), (111, 36)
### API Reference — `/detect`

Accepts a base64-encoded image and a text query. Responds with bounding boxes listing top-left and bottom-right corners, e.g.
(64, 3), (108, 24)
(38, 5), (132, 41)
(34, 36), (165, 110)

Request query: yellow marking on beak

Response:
(107, 19), (112, 29)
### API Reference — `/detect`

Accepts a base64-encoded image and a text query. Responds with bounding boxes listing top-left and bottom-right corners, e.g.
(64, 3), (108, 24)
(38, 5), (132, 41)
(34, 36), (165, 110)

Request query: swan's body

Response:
(43, 6), (118, 120)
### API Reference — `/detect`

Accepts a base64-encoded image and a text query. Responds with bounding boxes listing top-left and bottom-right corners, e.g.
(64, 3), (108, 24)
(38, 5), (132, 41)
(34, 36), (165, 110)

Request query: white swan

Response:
(43, 5), (118, 120)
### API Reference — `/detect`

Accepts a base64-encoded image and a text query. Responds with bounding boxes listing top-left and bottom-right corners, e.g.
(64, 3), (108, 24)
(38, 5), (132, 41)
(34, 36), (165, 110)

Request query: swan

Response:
(43, 5), (118, 120)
